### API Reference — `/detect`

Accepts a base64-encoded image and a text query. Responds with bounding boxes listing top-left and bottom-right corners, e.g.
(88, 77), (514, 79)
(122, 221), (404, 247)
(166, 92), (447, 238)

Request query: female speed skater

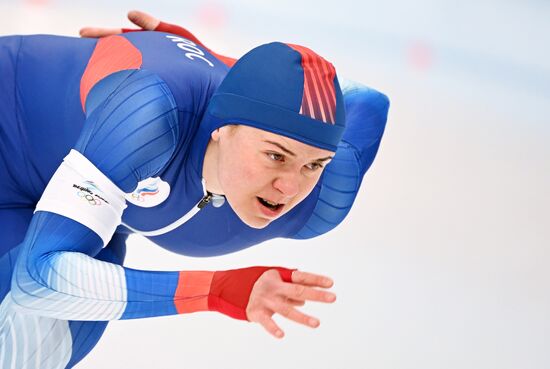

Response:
(0, 11), (389, 369)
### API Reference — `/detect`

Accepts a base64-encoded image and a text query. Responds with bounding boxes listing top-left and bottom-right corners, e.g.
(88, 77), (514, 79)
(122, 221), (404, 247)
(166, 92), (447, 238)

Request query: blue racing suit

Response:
(0, 31), (389, 368)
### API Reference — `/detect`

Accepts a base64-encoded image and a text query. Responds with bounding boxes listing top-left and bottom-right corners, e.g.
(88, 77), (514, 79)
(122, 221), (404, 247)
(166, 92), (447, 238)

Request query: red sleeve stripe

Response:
(286, 44), (336, 124)
(80, 35), (143, 111)
(174, 271), (213, 314)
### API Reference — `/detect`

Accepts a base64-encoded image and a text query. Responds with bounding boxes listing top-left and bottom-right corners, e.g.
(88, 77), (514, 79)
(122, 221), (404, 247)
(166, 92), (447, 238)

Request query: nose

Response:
(273, 170), (300, 199)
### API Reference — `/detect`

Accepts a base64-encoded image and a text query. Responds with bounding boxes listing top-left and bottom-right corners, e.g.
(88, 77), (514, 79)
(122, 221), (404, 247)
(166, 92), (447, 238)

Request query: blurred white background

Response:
(1, 0), (549, 368)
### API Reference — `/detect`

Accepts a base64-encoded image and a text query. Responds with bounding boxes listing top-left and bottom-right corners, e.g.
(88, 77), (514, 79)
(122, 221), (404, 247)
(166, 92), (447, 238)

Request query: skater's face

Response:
(208, 125), (333, 229)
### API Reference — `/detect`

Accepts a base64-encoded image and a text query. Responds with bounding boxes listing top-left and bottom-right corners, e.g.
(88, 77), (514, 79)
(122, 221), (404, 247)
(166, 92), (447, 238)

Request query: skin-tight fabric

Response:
(0, 32), (388, 368)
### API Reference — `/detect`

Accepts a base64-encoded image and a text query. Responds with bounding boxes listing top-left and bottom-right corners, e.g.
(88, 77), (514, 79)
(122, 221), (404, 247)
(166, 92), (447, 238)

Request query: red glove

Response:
(174, 266), (294, 321)
(209, 267), (294, 320)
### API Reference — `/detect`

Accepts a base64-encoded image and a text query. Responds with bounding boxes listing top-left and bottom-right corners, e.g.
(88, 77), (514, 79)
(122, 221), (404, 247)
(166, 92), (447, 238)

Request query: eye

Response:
(267, 152), (284, 162)
(305, 162), (324, 171)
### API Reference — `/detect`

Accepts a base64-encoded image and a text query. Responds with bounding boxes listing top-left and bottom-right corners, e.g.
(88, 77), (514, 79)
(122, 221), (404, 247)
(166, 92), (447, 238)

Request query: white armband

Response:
(34, 149), (128, 246)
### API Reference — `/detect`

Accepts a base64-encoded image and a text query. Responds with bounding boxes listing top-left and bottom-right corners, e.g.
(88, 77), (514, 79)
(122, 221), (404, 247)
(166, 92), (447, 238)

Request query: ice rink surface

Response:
(1, 0), (549, 368)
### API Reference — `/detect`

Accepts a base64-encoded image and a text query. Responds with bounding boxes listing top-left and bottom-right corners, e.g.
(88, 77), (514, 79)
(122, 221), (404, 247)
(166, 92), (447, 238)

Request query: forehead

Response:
(233, 125), (334, 158)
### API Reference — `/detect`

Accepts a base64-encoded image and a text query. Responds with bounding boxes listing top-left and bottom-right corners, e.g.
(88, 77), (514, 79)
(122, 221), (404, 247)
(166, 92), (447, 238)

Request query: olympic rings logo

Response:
(76, 191), (103, 206)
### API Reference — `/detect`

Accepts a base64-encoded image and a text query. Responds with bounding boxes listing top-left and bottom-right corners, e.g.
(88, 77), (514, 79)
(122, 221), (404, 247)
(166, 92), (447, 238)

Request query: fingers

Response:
(258, 314), (284, 339)
(292, 270), (334, 288)
(287, 298), (305, 307)
(268, 299), (320, 329)
(79, 27), (123, 38)
(247, 269), (336, 339)
(127, 10), (160, 31)
(279, 283), (336, 303)
(78, 10), (159, 38)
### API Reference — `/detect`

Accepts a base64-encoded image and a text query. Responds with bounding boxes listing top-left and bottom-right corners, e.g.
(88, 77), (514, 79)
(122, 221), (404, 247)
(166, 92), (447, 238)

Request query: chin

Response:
(240, 216), (272, 229)
(234, 207), (275, 229)
(227, 198), (280, 229)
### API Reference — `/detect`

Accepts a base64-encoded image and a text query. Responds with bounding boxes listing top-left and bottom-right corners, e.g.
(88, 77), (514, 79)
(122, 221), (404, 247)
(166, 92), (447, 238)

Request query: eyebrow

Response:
(314, 156), (333, 163)
(264, 140), (296, 157)
(264, 140), (333, 162)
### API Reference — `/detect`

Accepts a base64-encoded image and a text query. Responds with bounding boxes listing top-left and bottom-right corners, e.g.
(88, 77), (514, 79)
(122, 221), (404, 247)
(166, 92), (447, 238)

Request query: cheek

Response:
(298, 179), (316, 200)
(218, 151), (265, 195)
(288, 175), (321, 207)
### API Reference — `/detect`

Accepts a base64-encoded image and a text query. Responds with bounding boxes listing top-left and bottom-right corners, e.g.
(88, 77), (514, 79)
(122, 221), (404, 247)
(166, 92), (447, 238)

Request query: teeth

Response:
(259, 197), (279, 207)
(264, 199), (278, 206)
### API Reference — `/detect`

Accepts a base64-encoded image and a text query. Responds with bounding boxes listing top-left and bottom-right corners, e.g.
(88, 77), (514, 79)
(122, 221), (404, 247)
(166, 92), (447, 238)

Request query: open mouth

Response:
(257, 197), (283, 212)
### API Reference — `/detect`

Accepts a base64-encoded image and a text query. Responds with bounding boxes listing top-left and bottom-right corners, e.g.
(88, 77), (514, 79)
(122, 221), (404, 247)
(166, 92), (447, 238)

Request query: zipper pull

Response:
(197, 193), (213, 209)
